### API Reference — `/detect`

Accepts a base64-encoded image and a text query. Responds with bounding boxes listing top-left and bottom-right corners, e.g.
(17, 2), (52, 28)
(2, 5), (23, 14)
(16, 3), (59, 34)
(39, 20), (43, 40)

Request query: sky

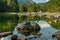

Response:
(32, 0), (50, 3)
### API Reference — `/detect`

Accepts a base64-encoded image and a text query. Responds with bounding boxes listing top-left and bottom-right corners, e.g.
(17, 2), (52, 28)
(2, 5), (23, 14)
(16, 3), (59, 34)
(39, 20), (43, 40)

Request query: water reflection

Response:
(0, 21), (59, 40)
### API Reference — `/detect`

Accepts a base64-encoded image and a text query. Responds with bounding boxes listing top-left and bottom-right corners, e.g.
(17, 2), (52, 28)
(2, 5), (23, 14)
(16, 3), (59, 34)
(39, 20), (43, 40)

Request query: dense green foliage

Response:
(0, 14), (60, 32)
(0, 14), (19, 32)
(0, 0), (19, 12)
(51, 20), (60, 29)
(0, 0), (60, 12)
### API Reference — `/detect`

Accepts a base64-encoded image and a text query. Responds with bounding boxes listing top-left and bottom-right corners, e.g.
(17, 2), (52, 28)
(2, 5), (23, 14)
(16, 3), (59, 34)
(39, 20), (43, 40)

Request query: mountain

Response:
(17, 0), (34, 5)
(17, 0), (49, 5)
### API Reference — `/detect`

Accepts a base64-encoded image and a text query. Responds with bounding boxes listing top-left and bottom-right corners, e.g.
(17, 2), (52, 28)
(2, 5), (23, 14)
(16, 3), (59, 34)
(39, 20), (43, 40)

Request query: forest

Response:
(0, 0), (60, 12)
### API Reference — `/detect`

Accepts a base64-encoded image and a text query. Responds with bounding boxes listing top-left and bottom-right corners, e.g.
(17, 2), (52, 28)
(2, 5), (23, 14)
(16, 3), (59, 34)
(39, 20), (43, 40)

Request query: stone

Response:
(17, 36), (26, 40)
(11, 35), (18, 40)
(16, 22), (40, 36)
(17, 22), (40, 31)
(55, 31), (60, 39)
(37, 33), (42, 37)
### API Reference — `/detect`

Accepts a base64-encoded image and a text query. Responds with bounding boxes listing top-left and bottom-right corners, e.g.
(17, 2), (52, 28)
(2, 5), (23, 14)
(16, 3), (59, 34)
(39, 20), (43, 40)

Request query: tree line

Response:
(0, 0), (19, 12)
(0, 0), (60, 12)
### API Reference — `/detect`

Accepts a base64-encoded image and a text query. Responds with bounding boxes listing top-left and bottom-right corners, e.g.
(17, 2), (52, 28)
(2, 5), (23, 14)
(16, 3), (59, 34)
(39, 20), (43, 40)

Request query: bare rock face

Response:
(16, 22), (40, 36)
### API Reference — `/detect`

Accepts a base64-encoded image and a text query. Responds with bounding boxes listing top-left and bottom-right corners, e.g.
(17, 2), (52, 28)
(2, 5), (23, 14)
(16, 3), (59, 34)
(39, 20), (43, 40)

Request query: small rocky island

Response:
(17, 22), (40, 33)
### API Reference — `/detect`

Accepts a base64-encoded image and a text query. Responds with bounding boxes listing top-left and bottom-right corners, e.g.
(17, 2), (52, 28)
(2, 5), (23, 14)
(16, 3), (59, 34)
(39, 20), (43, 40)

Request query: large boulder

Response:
(16, 22), (41, 36)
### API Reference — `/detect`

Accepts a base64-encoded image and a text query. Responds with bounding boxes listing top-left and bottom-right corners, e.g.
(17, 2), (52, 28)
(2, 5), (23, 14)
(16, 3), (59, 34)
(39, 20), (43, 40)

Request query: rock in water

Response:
(17, 22), (40, 32)
(55, 31), (60, 39)
(0, 32), (13, 38)
(11, 35), (18, 40)
(16, 22), (41, 36)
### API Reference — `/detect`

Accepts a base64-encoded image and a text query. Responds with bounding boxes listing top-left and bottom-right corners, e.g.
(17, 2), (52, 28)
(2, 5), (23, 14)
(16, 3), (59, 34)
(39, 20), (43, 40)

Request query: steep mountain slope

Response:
(17, 0), (24, 4)
(17, 0), (34, 4)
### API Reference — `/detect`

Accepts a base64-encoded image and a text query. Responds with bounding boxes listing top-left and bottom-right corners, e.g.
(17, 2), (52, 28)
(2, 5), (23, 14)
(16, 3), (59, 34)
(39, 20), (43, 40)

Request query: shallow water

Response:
(0, 21), (58, 40)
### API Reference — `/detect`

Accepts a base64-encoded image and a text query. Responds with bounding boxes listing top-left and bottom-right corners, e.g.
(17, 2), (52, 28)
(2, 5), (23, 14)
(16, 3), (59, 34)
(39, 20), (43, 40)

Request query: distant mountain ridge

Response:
(17, 0), (34, 5)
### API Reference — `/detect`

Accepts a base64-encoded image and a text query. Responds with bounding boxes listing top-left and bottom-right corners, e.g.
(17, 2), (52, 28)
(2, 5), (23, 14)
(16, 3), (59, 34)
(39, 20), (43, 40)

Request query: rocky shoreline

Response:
(0, 21), (60, 40)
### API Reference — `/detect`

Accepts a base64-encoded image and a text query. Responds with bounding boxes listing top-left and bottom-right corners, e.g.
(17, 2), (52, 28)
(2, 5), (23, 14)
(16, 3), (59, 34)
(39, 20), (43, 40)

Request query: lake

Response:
(0, 21), (58, 40)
